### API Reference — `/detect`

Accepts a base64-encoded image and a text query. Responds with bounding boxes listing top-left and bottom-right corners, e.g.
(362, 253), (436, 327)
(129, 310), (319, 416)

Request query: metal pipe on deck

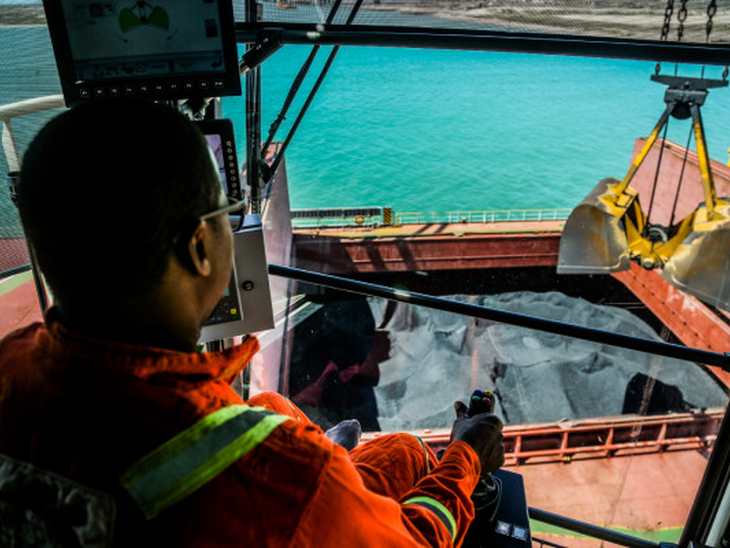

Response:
(528, 507), (662, 548)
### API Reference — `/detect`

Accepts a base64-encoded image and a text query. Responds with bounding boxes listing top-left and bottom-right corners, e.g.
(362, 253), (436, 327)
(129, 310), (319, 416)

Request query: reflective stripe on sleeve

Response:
(120, 404), (290, 520)
(410, 434), (431, 473)
(403, 496), (457, 540)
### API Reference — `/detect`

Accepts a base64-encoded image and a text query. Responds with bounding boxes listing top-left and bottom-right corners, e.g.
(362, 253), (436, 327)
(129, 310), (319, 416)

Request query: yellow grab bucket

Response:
(557, 178), (641, 275)
(661, 202), (730, 310)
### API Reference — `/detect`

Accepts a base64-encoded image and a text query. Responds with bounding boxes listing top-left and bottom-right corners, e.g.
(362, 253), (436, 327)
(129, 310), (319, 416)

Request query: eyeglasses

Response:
(199, 196), (247, 232)
(175, 197), (247, 246)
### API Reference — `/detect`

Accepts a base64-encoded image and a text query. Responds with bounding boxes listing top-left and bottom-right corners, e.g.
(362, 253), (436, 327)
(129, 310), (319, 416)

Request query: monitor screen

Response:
(196, 119), (273, 343)
(43, 0), (241, 104)
(205, 281), (242, 328)
(198, 119), (242, 200)
(198, 119), (243, 329)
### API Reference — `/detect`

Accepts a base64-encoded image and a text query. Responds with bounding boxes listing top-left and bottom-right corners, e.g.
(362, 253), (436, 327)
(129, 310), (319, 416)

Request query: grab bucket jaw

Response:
(557, 178), (640, 274)
(661, 201), (730, 311)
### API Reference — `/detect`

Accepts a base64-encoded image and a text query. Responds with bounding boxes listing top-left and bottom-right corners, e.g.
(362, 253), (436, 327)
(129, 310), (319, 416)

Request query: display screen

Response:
(205, 133), (229, 195)
(205, 284), (241, 327)
(61, 1), (227, 81)
(199, 120), (243, 328)
(198, 119), (242, 202)
(44, 0), (241, 103)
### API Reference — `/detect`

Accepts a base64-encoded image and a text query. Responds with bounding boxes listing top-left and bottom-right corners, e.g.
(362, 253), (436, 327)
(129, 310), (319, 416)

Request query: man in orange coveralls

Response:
(0, 98), (504, 547)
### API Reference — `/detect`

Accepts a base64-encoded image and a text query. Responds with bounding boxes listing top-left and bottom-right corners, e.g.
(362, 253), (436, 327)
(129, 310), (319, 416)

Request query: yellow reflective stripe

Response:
(403, 496), (457, 540)
(410, 434), (431, 473)
(120, 405), (289, 520)
(122, 405), (247, 483)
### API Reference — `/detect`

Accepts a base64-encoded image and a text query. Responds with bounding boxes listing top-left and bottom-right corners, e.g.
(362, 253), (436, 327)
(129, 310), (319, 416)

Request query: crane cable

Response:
(263, 0), (365, 183)
(649, 0), (724, 231)
(261, 0), (346, 157)
(655, 0), (674, 76)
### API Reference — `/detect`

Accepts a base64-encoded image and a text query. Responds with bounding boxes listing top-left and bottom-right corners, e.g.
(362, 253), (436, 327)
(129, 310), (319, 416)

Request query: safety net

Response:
(234, 0), (730, 45)
(0, 5), (63, 279)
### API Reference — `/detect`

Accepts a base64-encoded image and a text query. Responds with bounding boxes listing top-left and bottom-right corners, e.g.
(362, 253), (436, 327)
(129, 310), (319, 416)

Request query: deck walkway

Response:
(295, 219), (565, 239)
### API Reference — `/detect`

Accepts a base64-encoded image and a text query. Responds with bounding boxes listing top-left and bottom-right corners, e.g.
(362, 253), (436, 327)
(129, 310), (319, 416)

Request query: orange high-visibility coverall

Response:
(0, 311), (481, 547)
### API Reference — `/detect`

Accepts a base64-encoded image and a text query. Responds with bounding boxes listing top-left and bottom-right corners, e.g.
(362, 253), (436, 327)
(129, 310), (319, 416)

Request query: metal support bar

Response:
(268, 263), (730, 369)
(681, 409), (730, 548)
(245, 8), (263, 213)
(529, 507), (661, 548)
(617, 102), (674, 194)
(690, 102), (718, 216)
(236, 25), (730, 66)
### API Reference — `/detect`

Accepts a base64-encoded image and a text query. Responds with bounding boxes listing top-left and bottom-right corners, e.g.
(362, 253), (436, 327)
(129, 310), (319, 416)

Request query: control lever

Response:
(464, 389), (503, 548)
(467, 389), (494, 417)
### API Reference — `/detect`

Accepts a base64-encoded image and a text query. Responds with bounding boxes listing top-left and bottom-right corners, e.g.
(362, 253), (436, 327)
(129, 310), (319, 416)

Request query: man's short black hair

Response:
(18, 98), (221, 308)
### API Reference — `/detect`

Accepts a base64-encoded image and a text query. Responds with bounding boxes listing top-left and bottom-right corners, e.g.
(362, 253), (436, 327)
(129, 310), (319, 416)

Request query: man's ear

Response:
(185, 220), (213, 277)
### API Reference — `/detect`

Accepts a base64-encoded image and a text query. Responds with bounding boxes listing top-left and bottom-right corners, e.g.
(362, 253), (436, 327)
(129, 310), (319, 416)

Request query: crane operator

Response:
(0, 98), (504, 546)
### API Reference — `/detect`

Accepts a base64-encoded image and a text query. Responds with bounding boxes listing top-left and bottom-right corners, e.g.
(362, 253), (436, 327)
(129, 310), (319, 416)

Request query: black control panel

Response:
(43, 0), (241, 105)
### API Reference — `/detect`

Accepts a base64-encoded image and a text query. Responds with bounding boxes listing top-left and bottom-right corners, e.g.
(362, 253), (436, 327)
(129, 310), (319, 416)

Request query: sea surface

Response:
(224, 44), (730, 212)
(2, 25), (730, 216)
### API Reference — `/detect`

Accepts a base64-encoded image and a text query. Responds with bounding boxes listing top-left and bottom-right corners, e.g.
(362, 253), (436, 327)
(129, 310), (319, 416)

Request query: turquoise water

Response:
(223, 45), (730, 213)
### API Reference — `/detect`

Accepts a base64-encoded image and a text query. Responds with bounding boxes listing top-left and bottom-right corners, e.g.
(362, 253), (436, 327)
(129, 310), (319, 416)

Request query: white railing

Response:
(395, 208), (572, 225)
(290, 207), (571, 229)
(0, 95), (66, 172)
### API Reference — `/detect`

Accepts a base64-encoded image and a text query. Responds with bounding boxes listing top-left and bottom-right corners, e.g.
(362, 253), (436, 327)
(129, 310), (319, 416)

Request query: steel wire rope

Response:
(669, 125), (695, 226)
(261, 0), (346, 156)
(655, 0), (674, 75)
(267, 0), (365, 181)
(701, 0), (718, 78)
(645, 116), (671, 225)
(648, 0), (720, 239)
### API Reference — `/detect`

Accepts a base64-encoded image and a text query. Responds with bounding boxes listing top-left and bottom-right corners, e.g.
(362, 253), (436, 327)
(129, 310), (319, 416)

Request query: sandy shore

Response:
(362, 1), (730, 41)
(0, 5), (45, 26)
(1, 1), (727, 43)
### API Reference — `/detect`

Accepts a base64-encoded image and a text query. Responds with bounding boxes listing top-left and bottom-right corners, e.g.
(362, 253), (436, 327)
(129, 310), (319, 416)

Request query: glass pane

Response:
(234, 0), (730, 46)
(0, 6), (62, 337)
(234, 43), (730, 545)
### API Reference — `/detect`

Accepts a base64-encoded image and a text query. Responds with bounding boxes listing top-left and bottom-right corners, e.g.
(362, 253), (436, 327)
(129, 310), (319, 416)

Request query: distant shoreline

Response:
(0, 5), (45, 27)
(363, 2), (729, 42)
(1, 2), (727, 43)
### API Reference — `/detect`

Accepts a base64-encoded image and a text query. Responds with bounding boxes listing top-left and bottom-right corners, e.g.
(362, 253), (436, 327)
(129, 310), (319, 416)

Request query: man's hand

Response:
(450, 401), (504, 474)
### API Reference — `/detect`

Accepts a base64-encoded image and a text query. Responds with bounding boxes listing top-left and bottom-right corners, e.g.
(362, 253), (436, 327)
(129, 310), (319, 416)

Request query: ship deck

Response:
(293, 220), (564, 273)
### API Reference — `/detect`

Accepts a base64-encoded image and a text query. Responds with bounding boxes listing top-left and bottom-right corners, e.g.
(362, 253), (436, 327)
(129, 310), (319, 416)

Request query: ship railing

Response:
(361, 408), (724, 467)
(1, 95), (66, 281)
(290, 207), (572, 228)
(290, 206), (384, 228)
(0, 95), (66, 173)
(361, 409), (722, 546)
(395, 208), (572, 225)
